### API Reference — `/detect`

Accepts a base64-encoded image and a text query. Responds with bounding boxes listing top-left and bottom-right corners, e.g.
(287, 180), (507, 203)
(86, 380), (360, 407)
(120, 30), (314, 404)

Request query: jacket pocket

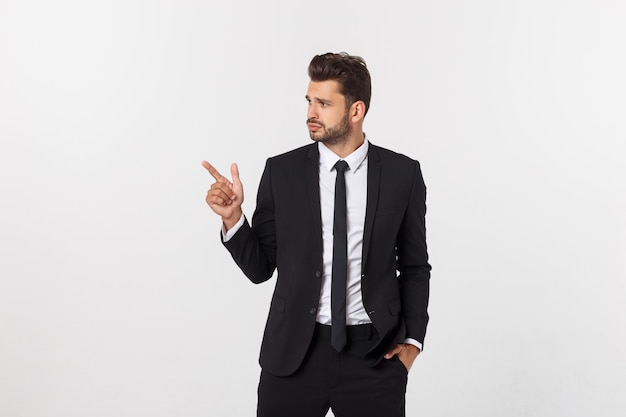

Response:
(376, 206), (403, 217)
(270, 296), (286, 315)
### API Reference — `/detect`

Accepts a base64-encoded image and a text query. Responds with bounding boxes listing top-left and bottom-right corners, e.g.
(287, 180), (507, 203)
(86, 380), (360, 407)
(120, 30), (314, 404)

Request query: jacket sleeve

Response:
(396, 160), (431, 346)
(222, 158), (277, 284)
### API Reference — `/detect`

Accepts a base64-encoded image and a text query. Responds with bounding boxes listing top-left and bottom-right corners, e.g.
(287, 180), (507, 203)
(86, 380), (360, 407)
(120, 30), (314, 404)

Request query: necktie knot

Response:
(334, 160), (349, 173)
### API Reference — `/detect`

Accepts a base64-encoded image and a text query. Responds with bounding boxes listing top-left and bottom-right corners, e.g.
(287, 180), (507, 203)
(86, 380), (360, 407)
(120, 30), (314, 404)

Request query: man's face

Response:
(306, 80), (351, 146)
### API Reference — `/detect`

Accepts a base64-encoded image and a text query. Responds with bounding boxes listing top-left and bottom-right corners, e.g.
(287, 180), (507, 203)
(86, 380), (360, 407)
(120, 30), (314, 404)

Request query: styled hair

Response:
(308, 52), (372, 115)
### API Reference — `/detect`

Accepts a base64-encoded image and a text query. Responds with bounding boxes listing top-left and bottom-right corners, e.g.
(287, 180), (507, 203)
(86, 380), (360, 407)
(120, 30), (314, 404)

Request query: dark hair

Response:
(308, 52), (372, 115)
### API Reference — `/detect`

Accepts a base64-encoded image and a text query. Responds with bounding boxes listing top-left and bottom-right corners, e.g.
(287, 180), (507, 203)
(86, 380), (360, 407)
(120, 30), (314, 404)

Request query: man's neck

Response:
(324, 131), (365, 158)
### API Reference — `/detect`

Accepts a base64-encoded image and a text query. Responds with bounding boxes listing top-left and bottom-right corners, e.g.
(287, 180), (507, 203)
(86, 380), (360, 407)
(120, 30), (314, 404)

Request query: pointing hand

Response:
(202, 160), (244, 230)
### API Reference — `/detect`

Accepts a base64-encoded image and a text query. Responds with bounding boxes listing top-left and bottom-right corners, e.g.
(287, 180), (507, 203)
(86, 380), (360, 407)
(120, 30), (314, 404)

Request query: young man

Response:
(203, 52), (431, 417)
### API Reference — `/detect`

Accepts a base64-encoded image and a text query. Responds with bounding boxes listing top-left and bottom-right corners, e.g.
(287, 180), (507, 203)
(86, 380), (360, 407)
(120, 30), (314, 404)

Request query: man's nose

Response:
(307, 103), (318, 120)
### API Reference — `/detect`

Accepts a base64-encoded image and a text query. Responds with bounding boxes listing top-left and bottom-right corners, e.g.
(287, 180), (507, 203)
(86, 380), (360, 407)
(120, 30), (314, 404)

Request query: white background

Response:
(1, 1), (625, 416)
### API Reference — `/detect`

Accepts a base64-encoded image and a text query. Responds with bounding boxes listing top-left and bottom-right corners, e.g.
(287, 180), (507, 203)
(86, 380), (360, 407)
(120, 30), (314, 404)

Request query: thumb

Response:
(230, 163), (241, 185)
(384, 345), (402, 359)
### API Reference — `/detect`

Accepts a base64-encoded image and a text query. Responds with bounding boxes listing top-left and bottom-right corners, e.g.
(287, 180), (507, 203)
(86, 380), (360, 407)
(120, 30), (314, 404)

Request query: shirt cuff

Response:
(221, 215), (245, 242)
(403, 338), (423, 352)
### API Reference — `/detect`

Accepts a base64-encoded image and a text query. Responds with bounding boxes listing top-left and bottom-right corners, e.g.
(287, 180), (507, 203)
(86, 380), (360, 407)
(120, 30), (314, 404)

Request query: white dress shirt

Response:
(316, 139), (369, 325)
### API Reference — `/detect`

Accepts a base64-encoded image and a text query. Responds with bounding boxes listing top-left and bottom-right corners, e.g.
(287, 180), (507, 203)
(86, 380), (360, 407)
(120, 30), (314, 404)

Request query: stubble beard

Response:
(308, 111), (351, 146)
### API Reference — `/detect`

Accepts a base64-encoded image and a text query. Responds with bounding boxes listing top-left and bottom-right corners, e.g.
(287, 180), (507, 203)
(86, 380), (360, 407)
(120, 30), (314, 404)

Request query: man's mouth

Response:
(307, 119), (323, 131)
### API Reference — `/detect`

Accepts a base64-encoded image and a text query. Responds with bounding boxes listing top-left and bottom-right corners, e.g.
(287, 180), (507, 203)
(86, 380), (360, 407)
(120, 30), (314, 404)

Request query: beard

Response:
(307, 111), (351, 146)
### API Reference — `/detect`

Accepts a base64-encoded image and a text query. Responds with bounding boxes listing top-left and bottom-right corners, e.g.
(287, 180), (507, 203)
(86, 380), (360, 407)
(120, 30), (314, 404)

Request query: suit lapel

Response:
(305, 144), (322, 239)
(362, 144), (381, 270)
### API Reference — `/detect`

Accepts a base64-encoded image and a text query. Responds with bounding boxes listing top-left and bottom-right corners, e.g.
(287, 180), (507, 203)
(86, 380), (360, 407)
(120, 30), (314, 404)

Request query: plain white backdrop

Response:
(1, 1), (625, 416)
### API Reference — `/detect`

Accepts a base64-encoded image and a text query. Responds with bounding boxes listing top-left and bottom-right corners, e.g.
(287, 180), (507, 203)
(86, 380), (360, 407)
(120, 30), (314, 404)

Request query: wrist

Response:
(222, 209), (243, 231)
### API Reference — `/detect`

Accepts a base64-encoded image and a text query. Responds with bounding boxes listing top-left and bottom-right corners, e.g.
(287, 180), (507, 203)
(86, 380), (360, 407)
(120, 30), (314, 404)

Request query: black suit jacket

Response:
(224, 142), (430, 377)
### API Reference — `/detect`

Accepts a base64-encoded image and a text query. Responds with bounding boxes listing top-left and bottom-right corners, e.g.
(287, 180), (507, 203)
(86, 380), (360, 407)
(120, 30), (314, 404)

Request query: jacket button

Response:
(309, 307), (317, 314)
(315, 271), (322, 278)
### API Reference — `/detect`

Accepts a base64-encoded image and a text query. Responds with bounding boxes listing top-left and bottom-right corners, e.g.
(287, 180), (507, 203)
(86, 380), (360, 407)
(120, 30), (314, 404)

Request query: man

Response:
(203, 52), (431, 417)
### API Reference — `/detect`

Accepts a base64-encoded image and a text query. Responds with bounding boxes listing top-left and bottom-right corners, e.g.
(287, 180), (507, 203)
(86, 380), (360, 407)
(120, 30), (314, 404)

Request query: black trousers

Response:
(257, 324), (408, 417)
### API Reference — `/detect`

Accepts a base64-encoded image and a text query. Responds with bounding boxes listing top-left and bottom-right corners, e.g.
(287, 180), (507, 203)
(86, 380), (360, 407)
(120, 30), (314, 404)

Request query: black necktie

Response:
(331, 160), (349, 352)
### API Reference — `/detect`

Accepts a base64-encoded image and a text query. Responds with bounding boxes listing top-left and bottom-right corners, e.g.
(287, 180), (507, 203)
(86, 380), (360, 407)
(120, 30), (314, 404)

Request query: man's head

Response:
(305, 52), (371, 147)
(308, 52), (371, 116)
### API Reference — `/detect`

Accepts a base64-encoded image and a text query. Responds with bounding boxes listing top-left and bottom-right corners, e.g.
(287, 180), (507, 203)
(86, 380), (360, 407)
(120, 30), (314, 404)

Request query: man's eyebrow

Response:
(305, 95), (332, 104)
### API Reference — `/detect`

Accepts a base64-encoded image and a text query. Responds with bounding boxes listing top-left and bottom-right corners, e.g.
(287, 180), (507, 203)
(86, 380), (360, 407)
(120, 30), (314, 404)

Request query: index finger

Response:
(201, 160), (224, 181)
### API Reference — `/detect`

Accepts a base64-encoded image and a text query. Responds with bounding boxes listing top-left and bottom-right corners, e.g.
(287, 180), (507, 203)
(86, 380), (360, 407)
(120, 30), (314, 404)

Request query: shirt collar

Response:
(318, 136), (369, 174)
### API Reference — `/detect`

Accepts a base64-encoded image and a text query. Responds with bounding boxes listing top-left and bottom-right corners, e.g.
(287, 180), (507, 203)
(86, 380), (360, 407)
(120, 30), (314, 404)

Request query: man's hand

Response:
(202, 160), (244, 230)
(384, 343), (420, 372)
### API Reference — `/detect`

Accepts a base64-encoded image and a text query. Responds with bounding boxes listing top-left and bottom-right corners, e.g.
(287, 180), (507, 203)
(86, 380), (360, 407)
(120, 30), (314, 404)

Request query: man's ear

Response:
(350, 100), (366, 122)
